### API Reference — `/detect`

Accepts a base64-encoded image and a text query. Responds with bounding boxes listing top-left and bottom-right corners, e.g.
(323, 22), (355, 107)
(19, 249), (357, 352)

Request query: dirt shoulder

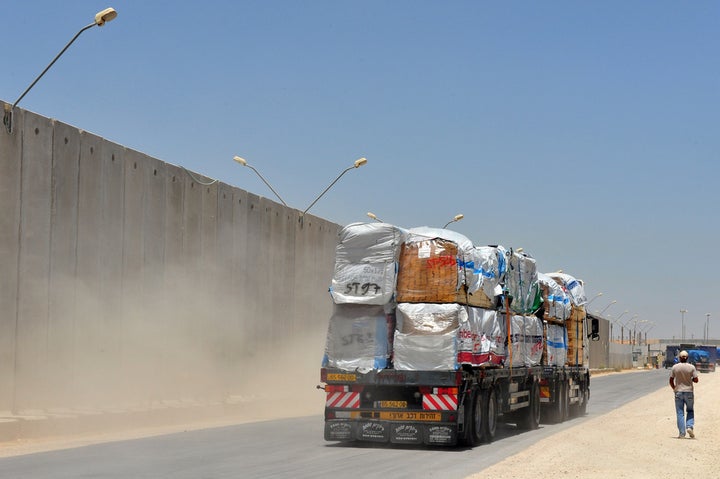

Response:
(467, 369), (720, 478)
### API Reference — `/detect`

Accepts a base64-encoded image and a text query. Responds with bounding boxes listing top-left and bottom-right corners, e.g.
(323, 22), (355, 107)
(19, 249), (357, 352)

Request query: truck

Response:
(319, 223), (595, 446)
(664, 344), (716, 373)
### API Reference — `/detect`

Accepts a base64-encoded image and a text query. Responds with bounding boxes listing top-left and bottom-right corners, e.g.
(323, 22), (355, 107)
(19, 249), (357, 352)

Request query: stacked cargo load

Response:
(546, 272), (588, 367)
(537, 273), (571, 367)
(323, 222), (407, 372)
(505, 313), (544, 367)
(504, 249), (541, 315)
(393, 228), (507, 370)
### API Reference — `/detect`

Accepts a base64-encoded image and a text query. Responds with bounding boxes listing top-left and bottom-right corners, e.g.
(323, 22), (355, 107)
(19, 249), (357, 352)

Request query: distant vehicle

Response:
(664, 345), (716, 373)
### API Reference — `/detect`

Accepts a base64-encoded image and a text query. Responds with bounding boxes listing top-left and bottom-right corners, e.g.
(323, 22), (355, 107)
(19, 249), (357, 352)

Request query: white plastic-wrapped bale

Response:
(544, 322), (568, 367)
(505, 250), (541, 314)
(537, 272), (572, 322)
(505, 314), (544, 367)
(393, 329), (459, 371)
(393, 303), (467, 371)
(546, 272), (587, 307)
(457, 307), (506, 367)
(330, 222), (407, 305)
(322, 304), (395, 373)
(396, 302), (466, 335)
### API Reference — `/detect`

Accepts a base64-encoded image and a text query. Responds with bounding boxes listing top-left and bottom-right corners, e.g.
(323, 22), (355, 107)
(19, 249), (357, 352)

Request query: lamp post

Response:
(233, 156), (288, 206)
(621, 314), (638, 344)
(609, 310), (628, 342)
(3, 7), (118, 133)
(301, 158), (367, 220)
(442, 214), (464, 229)
(597, 300), (617, 317)
(586, 292), (603, 307)
(706, 313), (711, 342)
(680, 309), (687, 342)
(366, 212), (383, 223)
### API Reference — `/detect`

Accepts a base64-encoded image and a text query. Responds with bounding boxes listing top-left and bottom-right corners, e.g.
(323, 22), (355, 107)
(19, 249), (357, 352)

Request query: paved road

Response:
(0, 369), (669, 479)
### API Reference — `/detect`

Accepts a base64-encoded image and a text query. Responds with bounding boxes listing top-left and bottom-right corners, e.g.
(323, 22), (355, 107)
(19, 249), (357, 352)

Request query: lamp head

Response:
(233, 156), (248, 167)
(354, 157), (368, 168)
(95, 8), (118, 26)
(453, 214), (464, 222)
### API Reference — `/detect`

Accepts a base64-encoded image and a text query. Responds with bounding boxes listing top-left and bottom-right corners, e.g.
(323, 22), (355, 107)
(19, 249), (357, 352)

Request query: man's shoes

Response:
(687, 428), (694, 438)
(678, 433), (685, 439)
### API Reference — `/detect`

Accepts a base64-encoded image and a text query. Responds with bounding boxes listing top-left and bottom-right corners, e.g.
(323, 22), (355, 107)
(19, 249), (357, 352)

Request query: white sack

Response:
(538, 272), (571, 321)
(546, 323), (568, 367)
(546, 272), (587, 307)
(396, 302), (467, 335)
(331, 222), (406, 305)
(506, 314), (544, 367)
(322, 304), (393, 372)
(393, 329), (458, 371)
(458, 307), (506, 366)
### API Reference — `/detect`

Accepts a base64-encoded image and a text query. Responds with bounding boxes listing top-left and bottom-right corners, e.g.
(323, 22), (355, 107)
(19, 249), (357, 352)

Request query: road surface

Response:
(0, 369), (667, 479)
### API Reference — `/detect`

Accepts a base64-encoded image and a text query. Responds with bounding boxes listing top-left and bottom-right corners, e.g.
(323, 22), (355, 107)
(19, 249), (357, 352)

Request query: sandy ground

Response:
(468, 369), (720, 478)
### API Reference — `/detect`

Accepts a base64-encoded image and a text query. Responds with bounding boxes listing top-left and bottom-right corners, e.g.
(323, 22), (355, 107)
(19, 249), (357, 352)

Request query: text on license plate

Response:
(376, 401), (407, 408)
(378, 411), (441, 421)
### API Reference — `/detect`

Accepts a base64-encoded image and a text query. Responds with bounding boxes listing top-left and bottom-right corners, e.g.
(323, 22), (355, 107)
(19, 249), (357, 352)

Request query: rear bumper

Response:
(325, 419), (458, 446)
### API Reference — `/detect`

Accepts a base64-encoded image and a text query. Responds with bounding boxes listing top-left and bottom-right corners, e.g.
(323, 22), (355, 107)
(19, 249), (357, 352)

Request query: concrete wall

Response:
(0, 102), (629, 415)
(0, 103), (339, 413)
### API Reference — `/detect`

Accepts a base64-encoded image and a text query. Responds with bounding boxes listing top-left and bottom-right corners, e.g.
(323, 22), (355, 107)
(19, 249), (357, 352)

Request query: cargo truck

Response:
(319, 223), (596, 447)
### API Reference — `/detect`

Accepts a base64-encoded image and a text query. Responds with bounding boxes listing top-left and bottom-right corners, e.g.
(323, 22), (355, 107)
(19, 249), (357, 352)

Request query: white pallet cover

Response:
(458, 307), (506, 366)
(393, 329), (458, 371)
(331, 222), (407, 305)
(545, 323), (568, 367)
(538, 272), (572, 321)
(546, 272), (587, 307)
(322, 304), (393, 373)
(505, 250), (541, 314)
(396, 302), (467, 335)
(406, 227), (490, 296)
(505, 314), (544, 367)
(471, 246), (504, 299)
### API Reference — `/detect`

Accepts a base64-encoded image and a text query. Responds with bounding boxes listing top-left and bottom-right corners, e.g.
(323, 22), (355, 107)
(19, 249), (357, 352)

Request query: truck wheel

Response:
(457, 391), (475, 447)
(483, 388), (498, 442)
(471, 388), (487, 445)
(561, 381), (570, 422)
(518, 380), (540, 430)
(548, 381), (564, 424)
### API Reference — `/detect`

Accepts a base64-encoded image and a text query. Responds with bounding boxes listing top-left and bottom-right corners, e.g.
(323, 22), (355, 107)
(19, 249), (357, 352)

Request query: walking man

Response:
(669, 350), (698, 439)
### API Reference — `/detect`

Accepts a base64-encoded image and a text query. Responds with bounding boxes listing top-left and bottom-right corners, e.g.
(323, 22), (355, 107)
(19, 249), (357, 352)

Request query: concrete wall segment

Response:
(0, 101), (22, 411)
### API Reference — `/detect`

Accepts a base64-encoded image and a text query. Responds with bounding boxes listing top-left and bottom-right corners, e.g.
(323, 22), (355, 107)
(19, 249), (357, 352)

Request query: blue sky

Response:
(3, 1), (718, 341)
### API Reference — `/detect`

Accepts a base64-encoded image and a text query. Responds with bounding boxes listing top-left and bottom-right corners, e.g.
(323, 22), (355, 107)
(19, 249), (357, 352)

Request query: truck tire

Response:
(561, 380), (570, 422)
(457, 391), (475, 447)
(471, 388), (487, 445)
(518, 380), (540, 430)
(547, 381), (564, 424)
(483, 388), (498, 442)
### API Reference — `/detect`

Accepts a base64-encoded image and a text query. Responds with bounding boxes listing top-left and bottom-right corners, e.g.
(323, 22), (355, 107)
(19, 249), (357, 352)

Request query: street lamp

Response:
(442, 214), (464, 229)
(597, 300), (617, 316)
(233, 156), (288, 206)
(586, 292), (603, 307)
(366, 212), (383, 223)
(706, 313), (711, 342)
(620, 314), (638, 344)
(3, 7), (118, 133)
(680, 309), (687, 342)
(301, 158), (367, 219)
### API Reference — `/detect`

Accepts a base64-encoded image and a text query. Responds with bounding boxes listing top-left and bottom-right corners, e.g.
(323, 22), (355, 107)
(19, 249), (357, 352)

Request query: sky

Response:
(2, 1), (718, 342)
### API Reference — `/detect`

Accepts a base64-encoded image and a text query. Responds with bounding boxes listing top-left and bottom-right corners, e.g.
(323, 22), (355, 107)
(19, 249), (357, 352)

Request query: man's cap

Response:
(679, 350), (689, 358)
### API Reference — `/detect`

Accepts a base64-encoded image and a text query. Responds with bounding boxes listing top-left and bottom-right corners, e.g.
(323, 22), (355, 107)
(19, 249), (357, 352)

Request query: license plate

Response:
(376, 401), (407, 408)
(327, 373), (356, 382)
(379, 411), (442, 421)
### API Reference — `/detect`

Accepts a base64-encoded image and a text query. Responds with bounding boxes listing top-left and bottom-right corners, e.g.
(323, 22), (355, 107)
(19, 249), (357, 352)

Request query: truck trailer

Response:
(319, 223), (595, 446)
